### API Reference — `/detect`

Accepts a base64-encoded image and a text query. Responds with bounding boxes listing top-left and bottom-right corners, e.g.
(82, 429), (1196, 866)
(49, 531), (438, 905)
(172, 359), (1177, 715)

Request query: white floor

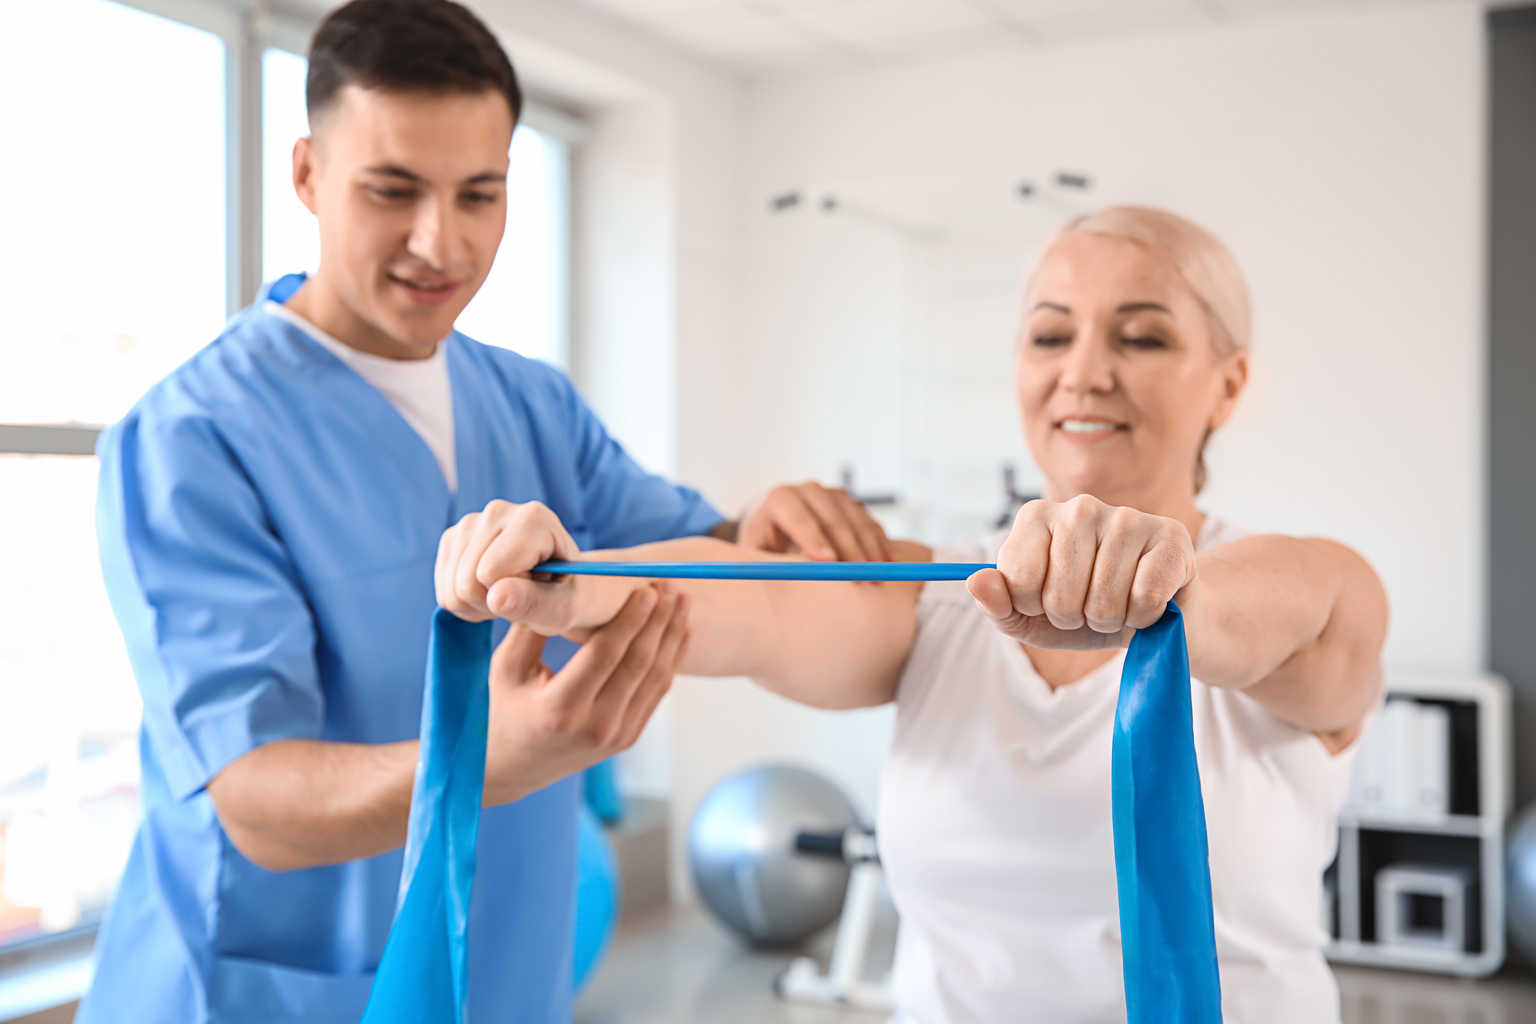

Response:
(576, 904), (1536, 1024)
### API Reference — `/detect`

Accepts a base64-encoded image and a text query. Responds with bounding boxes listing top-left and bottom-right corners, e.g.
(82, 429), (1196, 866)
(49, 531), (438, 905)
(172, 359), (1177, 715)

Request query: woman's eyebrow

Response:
(1032, 301), (1071, 314)
(1117, 301), (1173, 315)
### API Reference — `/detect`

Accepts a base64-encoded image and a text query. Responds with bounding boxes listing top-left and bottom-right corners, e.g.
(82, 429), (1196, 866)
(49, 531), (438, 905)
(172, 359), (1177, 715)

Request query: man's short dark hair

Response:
(307, 0), (522, 126)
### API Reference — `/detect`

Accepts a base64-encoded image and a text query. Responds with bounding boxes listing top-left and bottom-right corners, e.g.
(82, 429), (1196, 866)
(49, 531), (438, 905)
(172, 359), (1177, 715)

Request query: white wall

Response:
(466, 0), (749, 485)
(666, 1), (1487, 898)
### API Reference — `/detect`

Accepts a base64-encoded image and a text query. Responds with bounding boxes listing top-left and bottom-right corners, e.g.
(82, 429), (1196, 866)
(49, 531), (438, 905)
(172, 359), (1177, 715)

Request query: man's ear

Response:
(292, 136), (319, 215)
(1208, 350), (1249, 431)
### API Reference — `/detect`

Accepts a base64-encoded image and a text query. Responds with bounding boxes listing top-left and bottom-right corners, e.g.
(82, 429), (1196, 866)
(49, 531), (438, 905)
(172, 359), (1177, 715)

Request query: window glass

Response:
(0, 0), (227, 426)
(259, 52), (571, 367)
(0, 0), (218, 951)
(0, 456), (140, 947)
(455, 125), (571, 367)
(262, 47), (320, 282)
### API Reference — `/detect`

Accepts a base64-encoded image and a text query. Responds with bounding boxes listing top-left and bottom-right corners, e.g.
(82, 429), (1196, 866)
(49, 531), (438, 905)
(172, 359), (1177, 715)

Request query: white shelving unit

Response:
(1325, 673), (1512, 976)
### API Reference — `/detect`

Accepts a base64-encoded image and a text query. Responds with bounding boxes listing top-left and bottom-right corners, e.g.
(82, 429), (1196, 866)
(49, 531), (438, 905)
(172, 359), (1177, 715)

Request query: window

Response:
(0, 0), (229, 951)
(0, 458), (141, 945)
(0, 0), (228, 428)
(0, 0), (577, 958)
(456, 125), (571, 367)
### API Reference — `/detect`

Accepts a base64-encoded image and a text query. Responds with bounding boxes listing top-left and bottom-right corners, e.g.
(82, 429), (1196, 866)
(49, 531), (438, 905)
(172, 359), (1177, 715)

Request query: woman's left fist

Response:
(967, 495), (1198, 650)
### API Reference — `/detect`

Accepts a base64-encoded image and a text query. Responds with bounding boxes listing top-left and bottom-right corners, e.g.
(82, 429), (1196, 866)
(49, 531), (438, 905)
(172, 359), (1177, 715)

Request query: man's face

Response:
(294, 85), (514, 355)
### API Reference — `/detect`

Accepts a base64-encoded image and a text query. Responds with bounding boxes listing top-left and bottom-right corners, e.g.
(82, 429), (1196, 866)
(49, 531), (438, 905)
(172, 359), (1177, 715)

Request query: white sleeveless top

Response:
(878, 518), (1354, 1024)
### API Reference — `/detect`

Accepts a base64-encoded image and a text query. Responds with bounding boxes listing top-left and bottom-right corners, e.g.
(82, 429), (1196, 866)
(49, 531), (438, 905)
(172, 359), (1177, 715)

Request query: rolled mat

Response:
(361, 592), (1222, 1022)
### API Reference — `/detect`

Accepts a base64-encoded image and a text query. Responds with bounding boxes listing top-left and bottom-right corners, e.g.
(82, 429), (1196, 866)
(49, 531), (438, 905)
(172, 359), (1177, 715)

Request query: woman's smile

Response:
(1055, 416), (1128, 443)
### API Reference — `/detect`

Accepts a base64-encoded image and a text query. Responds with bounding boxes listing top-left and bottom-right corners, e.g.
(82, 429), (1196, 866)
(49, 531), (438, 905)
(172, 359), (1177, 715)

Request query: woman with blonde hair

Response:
(436, 206), (1387, 1023)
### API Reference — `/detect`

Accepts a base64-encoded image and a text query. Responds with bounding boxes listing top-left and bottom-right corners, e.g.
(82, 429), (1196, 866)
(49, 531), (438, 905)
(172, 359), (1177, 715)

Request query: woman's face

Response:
(1017, 232), (1247, 509)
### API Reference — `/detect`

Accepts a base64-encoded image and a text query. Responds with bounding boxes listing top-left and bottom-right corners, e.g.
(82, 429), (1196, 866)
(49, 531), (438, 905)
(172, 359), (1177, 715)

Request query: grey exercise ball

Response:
(1508, 803), (1536, 962)
(689, 764), (859, 945)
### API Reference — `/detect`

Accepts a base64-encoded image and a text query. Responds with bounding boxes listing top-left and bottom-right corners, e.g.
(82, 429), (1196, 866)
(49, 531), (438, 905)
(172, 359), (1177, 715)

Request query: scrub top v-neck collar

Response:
(264, 284), (457, 500)
(265, 300), (458, 494)
(259, 276), (458, 512)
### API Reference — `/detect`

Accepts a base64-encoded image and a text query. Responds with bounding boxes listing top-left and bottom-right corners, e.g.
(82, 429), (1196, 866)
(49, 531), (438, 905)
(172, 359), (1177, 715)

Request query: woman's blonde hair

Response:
(1030, 205), (1253, 491)
(1036, 204), (1252, 355)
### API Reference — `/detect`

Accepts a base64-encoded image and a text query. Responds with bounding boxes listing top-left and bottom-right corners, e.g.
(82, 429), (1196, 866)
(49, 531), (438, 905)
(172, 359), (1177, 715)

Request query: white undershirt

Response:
(265, 301), (457, 492)
(879, 517), (1355, 1024)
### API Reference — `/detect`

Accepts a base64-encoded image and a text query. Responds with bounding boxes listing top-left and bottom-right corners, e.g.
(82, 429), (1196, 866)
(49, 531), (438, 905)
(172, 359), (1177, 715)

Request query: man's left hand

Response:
(722, 481), (894, 562)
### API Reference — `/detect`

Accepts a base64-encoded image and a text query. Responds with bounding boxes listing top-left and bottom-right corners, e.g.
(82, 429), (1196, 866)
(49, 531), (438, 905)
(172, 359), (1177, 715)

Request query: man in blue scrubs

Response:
(82, 2), (890, 1021)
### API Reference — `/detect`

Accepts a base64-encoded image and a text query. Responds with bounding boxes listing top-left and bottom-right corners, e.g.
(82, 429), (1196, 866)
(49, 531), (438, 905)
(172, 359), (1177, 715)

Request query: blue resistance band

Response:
(360, 573), (1221, 1023)
(361, 610), (490, 1024)
(531, 560), (995, 581)
(1114, 602), (1222, 1022)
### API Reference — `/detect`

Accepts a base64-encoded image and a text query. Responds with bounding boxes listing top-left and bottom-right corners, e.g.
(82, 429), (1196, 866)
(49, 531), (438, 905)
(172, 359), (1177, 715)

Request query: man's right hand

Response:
(436, 499), (692, 806)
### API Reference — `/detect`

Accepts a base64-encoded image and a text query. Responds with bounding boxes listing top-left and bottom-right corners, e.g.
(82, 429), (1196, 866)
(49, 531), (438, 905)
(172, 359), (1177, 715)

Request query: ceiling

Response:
(571, 0), (1430, 74)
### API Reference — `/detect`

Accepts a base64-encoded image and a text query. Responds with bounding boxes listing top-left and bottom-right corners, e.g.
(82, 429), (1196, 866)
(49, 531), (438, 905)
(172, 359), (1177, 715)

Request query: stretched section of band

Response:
(532, 561), (995, 581)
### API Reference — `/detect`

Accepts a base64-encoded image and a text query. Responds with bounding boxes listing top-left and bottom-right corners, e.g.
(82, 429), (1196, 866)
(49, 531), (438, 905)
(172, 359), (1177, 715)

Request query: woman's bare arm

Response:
(568, 538), (926, 708)
(435, 501), (925, 710)
(970, 496), (1388, 754)
(1183, 535), (1387, 751)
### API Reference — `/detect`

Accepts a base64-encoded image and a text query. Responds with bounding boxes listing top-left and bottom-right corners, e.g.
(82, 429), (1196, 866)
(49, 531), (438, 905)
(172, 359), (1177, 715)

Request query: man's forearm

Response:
(206, 738), (417, 872)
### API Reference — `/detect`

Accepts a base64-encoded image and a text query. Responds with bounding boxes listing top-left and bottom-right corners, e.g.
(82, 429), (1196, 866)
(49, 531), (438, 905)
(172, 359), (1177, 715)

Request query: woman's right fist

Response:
(967, 494), (1198, 651)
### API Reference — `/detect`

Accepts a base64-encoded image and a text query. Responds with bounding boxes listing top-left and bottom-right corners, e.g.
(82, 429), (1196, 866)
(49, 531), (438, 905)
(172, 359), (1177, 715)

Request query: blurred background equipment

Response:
(572, 762), (625, 992)
(573, 803), (620, 993)
(688, 765), (859, 945)
(775, 825), (892, 1011)
(995, 464), (1040, 529)
(1507, 803), (1536, 964)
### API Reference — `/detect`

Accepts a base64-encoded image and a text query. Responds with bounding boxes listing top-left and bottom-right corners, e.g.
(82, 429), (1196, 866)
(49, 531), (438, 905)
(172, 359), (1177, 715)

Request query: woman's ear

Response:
(1208, 350), (1249, 430)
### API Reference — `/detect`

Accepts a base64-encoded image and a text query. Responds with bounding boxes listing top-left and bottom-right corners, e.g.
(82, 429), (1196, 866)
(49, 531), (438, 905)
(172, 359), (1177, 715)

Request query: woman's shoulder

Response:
(1194, 513), (1250, 552)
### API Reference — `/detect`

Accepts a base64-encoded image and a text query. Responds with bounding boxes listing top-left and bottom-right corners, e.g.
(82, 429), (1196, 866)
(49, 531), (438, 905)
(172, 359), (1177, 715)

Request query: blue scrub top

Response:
(81, 276), (721, 1024)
